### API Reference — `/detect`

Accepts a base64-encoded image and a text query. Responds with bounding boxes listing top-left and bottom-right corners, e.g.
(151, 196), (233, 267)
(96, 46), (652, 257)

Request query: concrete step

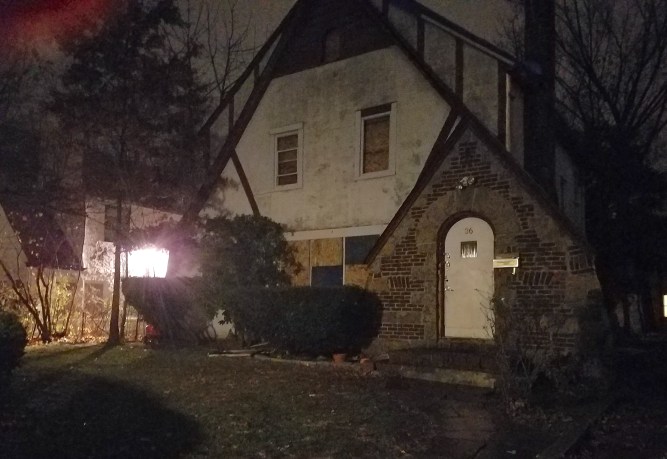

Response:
(386, 342), (498, 373)
(376, 362), (496, 389)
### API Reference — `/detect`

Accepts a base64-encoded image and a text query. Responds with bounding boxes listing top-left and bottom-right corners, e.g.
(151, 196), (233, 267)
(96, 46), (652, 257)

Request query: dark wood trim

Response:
(231, 151), (260, 216)
(228, 97), (234, 136)
(455, 38), (464, 96)
(360, 103), (392, 117)
(361, 0), (592, 251)
(417, 16), (425, 56)
(181, 1), (307, 224)
(497, 63), (507, 147)
(365, 111), (465, 264)
(196, 2), (298, 136)
(385, 0), (514, 63)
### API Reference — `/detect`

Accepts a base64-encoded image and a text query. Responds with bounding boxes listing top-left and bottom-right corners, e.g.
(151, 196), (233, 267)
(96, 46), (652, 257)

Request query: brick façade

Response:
(368, 125), (600, 353)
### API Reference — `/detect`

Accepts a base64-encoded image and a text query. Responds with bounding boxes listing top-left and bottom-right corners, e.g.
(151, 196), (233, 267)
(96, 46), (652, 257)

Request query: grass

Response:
(1, 343), (511, 458)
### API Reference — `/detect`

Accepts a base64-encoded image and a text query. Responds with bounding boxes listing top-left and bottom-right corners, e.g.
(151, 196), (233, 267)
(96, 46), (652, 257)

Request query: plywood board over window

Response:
(357, 103), (397, 179)
(363, 115), (390, 173)
(288, 240), (310, 286)
(310, 238), (342, 266)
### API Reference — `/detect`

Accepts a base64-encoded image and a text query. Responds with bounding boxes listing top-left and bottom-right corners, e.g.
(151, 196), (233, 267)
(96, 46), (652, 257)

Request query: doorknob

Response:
(445, 287), (454, 291)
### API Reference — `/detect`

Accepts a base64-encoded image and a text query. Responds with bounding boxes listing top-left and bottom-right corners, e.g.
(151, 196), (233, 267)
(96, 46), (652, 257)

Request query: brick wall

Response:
(369, 126), (600, 352)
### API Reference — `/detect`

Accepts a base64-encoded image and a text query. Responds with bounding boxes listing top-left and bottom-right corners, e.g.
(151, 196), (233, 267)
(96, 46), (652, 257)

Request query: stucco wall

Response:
(209, 46), (450, 232)
(0, 205), (29, 281)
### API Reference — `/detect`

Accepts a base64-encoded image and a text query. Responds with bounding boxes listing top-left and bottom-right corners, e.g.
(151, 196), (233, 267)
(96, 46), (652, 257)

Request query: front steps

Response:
(376, 339), (498, 388)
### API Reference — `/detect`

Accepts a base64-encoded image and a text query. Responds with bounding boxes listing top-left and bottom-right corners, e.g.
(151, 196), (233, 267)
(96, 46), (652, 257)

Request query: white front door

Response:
(443, 217), (494, 339)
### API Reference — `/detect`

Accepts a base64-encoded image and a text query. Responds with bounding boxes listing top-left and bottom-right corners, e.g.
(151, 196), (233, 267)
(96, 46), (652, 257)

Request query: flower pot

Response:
(332, 352), (347, 364)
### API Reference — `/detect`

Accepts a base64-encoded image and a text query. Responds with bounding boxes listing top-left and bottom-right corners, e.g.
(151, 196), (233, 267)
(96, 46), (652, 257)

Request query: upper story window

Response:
(357, 103), (396, 178)
(271, 123), (303, 189)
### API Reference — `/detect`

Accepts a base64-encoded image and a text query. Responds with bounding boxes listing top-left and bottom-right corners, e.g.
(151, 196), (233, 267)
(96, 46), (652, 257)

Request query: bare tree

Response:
(555, 0), (667, 324)
(0, 207), (81, 343)
(503, 0), (667, 325)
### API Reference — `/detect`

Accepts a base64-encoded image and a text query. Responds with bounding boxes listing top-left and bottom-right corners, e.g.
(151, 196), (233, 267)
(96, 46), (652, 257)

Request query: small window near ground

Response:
(311, 266), (343, 286)
(345, 235), (380, 264)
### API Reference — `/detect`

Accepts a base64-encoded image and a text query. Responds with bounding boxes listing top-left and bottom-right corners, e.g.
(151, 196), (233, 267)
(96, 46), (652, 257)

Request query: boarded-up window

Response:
(345, 235), (379, 264)
(312, 265), (343, 286)
(276, 132), (299, 186)
(362, 113), (390, 173)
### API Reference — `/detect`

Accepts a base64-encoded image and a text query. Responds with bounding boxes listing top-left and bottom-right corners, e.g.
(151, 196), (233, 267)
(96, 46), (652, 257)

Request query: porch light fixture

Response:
(128, 247), (169, 278)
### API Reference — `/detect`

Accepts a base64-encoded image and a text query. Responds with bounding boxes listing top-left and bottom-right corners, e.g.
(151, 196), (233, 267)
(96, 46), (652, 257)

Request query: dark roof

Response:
(1, 198), (82, 270)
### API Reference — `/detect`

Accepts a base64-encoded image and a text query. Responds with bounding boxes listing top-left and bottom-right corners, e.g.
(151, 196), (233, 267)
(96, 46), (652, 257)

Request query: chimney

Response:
(523, 0), (556, 198)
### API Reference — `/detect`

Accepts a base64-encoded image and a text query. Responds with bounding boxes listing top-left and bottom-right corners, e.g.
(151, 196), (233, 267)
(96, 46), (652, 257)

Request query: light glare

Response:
(128, 247), (169, 278)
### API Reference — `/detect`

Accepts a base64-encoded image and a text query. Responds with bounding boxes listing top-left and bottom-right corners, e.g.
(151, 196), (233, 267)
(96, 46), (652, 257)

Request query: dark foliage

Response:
(223, 286), (383, 356)
(0, 310), (27, 381)
(51, 0), (210, 209)
(200, 215), (298, 288)
(122, 277), (208, 345)
(197, 215), (300, 322)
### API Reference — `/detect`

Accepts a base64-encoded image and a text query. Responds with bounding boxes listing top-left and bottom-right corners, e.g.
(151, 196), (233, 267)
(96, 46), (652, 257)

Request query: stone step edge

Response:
(377, 362), (496, 389)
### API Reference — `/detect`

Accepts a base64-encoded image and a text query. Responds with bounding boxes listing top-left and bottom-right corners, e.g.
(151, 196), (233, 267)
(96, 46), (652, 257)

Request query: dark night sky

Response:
(0, 0), (116, 51)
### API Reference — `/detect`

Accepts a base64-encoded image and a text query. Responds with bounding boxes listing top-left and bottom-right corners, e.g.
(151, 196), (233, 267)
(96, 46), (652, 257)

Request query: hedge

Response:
(122, 277), (209, 344)
(0, 310), (27, 381)
(223, 286), (383, 356)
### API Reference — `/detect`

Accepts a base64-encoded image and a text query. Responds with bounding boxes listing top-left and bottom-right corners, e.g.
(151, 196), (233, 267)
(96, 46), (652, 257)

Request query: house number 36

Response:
(464, 227), (473, 234)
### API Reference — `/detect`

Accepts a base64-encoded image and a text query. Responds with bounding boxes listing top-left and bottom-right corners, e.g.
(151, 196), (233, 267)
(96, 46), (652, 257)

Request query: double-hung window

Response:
(357, 103), (396, 178)
(272, 123), (303, 189)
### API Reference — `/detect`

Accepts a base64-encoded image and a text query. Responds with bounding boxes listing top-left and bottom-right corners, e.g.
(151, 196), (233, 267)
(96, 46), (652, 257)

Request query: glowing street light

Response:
(128, 247), (169, 278)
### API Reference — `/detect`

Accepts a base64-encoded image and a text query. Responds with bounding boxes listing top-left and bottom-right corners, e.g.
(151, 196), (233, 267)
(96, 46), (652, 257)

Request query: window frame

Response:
(271, 123), (303, 190)
(356, 102), (397, 179)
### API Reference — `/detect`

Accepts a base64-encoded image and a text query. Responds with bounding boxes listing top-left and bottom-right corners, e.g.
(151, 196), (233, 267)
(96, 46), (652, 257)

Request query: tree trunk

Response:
(108, 198), (123, 345)
(120, 253), (129, 340)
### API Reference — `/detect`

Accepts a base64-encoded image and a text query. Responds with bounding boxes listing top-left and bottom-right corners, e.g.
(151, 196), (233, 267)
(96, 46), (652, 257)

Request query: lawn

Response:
(0, 343), (513, 458)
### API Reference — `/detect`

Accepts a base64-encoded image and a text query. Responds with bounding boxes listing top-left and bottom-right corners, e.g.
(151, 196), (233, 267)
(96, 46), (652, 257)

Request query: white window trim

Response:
(270, 123), (303, 191)
(355, 102), (397, 180)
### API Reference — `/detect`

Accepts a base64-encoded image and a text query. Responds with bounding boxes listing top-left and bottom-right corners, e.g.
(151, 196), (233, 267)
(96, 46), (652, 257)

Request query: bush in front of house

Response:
(122, 277), (209, 344)
(0, 310), (27, 382)
(223, 286), (383, 356)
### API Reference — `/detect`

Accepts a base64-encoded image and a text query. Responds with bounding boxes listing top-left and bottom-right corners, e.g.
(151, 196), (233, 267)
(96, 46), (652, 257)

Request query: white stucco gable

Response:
(213, 46), (451, 232)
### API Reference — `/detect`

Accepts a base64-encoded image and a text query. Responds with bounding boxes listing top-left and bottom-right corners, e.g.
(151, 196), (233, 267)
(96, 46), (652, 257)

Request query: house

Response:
(0, 191), (182, 340)
(185, 0), (602, 352)
(0, 197), (83, 339)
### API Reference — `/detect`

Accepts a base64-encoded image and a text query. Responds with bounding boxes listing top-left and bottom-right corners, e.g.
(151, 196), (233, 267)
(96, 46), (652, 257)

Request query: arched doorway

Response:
(438, 217), (494, 339)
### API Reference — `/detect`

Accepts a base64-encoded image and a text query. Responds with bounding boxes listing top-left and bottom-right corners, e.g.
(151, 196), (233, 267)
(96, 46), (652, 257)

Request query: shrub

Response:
(222, 286), (383, 355)
(198, 215), (299, 318)
(122, 277), (209, 344)
(0, 310), (27, 380)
